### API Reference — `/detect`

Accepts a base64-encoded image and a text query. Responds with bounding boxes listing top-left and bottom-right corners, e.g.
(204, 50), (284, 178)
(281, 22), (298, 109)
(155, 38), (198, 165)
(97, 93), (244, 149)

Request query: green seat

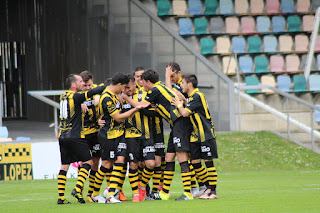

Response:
(288, 16), (301, 32)
(293, 75), (307, 92)
(194, 18), (208, 34)
(254, 56), (269, 73)
(157, 0), (171, 16)
(245, 76), (260, 94)
(200, 38), (215, 55)
(205, 0), (218, 15)
(248, 36), (261, 53)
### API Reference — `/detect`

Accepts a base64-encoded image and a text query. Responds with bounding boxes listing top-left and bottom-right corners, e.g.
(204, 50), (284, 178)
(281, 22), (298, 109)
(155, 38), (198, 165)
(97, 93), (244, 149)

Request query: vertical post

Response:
(311, 109), (315, 151)
(0, 82), (3, 126)
(54, 107), (58, 138)
(128, 0), (133, 71)
(235, 54), (241, 131)
(286, 97), (290, 140)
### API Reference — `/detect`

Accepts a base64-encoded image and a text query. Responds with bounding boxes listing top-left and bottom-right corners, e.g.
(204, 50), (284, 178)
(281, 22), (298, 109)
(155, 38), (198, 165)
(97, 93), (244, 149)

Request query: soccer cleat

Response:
(158, 186), (163, 191)
(199, 189), (211, 199)
(91, 194), (106, 203)
(105, 195), (121, 204)
(139, 187), (146, 201)
(175, 192), (194, 201)
(103, 187), (109, 198)
(191, 187), (200, 198)
(198, 185), (206, 195)
(87, 196), (93, 202)
(57, 198), (71, 204)
(119, 190), (128, 201)
(132, 194), (140, 202)
(201, 192), (218, 199)
(149, 192), (162, 200)
(71, 188), (85, 203)
(159, 190), (170, 200)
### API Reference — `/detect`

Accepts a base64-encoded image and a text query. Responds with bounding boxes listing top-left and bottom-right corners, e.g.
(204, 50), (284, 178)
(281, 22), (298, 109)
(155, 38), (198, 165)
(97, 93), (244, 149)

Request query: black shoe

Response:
(57, 198), (71, 204)
(149, 192), (162, 200)
(175, 193), (193, 201)
(146, 184), (151, 196)
(71, 188), (85, 203)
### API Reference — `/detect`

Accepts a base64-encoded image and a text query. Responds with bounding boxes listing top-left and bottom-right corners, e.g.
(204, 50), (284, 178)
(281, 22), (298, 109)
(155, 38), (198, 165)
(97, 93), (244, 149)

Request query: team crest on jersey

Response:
(137, 94), (143, 100)
(116, 101), (121, 109)
(107, 101), (113, 106)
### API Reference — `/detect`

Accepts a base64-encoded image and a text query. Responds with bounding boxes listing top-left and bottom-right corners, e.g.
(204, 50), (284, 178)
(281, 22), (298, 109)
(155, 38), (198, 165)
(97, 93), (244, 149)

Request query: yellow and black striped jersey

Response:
(152, 114), (164, 142)
(99, 87), (124, 139)
(144, 81), (181, 127)
(172, 77), (183, 93)
(58, 85), (106, 139)
(184, 88), (216, 143)
(83, 84), (100, 135)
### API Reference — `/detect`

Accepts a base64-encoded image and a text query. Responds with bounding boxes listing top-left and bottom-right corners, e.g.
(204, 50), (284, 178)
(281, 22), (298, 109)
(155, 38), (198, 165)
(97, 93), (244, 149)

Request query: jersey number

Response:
(60, 100), (68, 119)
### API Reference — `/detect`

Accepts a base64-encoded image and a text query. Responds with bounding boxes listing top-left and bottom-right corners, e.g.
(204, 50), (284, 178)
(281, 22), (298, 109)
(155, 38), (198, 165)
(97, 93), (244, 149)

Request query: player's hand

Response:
(166, 65), (174, 76)
(118, 93), (124, 106)
(136, 102), (150, 110)
(171, 97), (183, 107)
(81, 104), (88, 113)
(98, 116), (106, 127)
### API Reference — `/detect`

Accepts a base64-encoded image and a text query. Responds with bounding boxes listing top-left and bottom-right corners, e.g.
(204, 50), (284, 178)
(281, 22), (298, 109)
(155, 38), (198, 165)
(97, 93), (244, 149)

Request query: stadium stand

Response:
(277, 75), (291, 91)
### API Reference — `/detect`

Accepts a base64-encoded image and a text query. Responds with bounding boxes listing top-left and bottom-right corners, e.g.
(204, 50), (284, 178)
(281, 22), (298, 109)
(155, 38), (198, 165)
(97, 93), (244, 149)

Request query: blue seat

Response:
(315, 104), (320, 124)
(178, 18), (193, 35)
(281, 0), (295, 12)
(232, 37), (246, 53)
(200, 38), (215, 55)
(263, 35), (278, 52)
(309, 74), (320, 91)
(272, 16), (286, 32)
(239, 56), (253, 73)
(277, 75), (291, 91)
(188, 0), (202, 15)
(257, 16), (271, 32)
(220, 0), (233, 14)
(0, 126), (9, 138)
(317, 54), (320, 70)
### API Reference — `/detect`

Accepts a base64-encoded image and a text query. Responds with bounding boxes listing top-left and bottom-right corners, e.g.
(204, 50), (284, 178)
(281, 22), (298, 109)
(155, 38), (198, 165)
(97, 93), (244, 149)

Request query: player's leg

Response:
(57, 140), (71, 204)
(127, 138), (141, 202)
(151, 155), (162, 193)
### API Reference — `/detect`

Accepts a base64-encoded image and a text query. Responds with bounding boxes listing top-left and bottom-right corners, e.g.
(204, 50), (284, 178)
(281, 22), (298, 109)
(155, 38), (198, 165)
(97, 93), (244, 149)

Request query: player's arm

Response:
(171, 97), (190, 117)
(165, 65), (174, 90)
(74, 84), (106, 103)
(111, 104), (149, 122)
(120, 93), (144, 107)
(94, 95), (100, 107)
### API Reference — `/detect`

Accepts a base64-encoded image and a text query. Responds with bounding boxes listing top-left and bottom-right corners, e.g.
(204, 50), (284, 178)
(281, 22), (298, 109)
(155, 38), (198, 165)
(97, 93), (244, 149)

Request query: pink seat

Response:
(250, 0), (264, 13)
(270, 55), (284, 72)
(286, 55), (300, 71)
(279, 35), (293, 52)
(235, 0), (249, 13)
(302, 15), (315, 31)
(316, 35), (320, 51)
(266, 0), (280, 13)
(241, 17), (255, 33)
(297, 0), (310, 12)
(226, 17), (239, 33)
(295, 35), (309, 51)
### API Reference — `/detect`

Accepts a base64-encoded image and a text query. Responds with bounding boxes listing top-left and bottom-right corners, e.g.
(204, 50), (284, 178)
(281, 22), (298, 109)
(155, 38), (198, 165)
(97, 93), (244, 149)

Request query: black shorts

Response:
(59, 138), (92, 165)
(190, 138), (218, 160)
(167, 117), (192, 153)
(126, 138), (155, 162)
(85, 132), (100, 158)
(154, 141), (165, 157)
(98, 129), (126, 161)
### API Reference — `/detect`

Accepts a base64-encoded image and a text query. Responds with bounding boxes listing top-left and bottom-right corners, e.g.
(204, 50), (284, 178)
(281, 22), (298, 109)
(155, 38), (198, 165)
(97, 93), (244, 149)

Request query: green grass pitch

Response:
(1, 131), (320, 213)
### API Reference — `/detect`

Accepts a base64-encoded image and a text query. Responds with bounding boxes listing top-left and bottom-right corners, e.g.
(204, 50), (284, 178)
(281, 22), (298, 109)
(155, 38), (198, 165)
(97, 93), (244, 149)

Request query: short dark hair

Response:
(182, 74), (198, 88)
(166, 62), (181, 73)
(65, 74), (79, 89)
(126, 74), (135, 83)
(141, 69), (159, 84)
(133, 66), (145, 75)
(104, 78), (112, 86)
(111, 72), (130, 85)
(79, 70), (93, 83)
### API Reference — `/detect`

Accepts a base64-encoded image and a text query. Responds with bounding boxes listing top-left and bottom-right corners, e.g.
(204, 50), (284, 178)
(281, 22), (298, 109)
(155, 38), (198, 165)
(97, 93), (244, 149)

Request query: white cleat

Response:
(105, 195), (121, 204)
(198, 185), (207, 195)
(103, 187), (109, 198)
(191, 187), (200, 198)
(91, 194), (106, 203)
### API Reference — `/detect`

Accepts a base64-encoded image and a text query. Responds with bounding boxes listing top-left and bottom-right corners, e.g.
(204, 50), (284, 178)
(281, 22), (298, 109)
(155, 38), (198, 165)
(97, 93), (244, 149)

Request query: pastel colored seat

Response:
(250, 0), (264, 13)
(257, 16), (271, 32)
(277, 75), (291, 91)
(157, 0), (171, 16)
(245, 76), (260, 94)
(235, 0), (249, 13)
(261, 75), (276, 93)
(194, 18), (208, 34)
(266, 0), (280, 13)
(254, 56), (269, 73)
(248, 36), (261, 52)
(204, 0), (218, 15)
(172, 0), (187, 15)
(222, 56), (237, 74)
(226, 17), (240, 33)
(312, 0), (320, 11)
(200, 38), (215, 55)
(232, 36), (246, 53)
(293, 75), (307, 92)
(0, 126), (9, 138)
(309, 74), (320, 90)
(270, 55), (284, 72)
(281, 0), (295, 13)
(315, 104), (320, 124)
(285, 55), (300, 71)
(239, 56), (253, 73)
(317, 54), (320, 70)
(301, 54), (316, 70)
(315, 35), (320, 51)
(210, 17), (225, 33)
(303, 15), (315, 31)
(272, 16), (286, 32)
(279, 35), (293, 52)
(295, 35), (309, 51)
(297, 0), (310, 12)
(241, 17), (255, 33)
(263, 35), (278, 52)
(217, 37), (231, 53)
(178, 18), (193, 35)
(220, 0), (233, 14)
(188, 0), (202, 15)
(288, 16), (301, 32)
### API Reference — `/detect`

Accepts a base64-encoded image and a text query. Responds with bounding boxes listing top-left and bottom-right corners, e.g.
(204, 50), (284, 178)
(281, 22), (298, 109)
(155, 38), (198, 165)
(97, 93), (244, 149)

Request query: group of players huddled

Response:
(57, 62), (218, 205)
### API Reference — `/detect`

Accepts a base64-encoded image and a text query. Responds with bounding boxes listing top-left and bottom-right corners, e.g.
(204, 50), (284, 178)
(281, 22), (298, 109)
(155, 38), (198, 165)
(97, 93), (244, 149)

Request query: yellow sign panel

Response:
(0, 143), (32, 164)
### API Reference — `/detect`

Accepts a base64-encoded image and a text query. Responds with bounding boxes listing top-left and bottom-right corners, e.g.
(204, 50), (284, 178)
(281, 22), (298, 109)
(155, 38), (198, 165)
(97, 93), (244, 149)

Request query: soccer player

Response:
(122, 69), (194, 201)
(57, 74), (106, 204)
(171, 74), (218, 199)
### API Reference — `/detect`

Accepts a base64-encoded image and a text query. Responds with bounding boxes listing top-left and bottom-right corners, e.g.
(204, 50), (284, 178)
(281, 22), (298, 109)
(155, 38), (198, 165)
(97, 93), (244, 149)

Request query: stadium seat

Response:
(194, 18), (208, 34)
(263, 35), (278, 52)
(293, 75), (308, 92)
(281, 0), (295, 13)
(241, 17), (255, 33)
(312, 0), (320, 11)
(270, 55), (284, 72)
(250, 0), (264, 13)
(210, 17), (225, 33)
(272, 16), (286, 32)
(217, 37), (231, 53)
(254, 56), (269, 73)
(302, 15), (315, 31)
(235, 0), (249, 13)
(200, 38), (215, 55)
(285, 55), (300, 71)
(178, 18), (193, 35)
(266, 0), (280, 13)
(317, 54), (320, 70)
(222, 56), (237, 74)
(315, 104), (320, 124)
(315, 35), (320, 51)
(172, 0), (187, 15)
(188, 0), (202, 15)
(245, 76), (260, 94)
(239, 56), (253, 73)
(301, 54), (316, 70)
(261, 75), (276, 93)
(288, 16), (301, 32)
(204, 0), (218, 15)
(0, 126), (9, 138)
(279, 35), (293, 52)
(157, 0), (171, 16)
(248, 36), (261, 52)
(257, 16), (271, 32)
(226, 17), (240, 33)
(277, 75), (291, 91)
(232, 36), (246, 53)
(295, 35), (309, 52)
(309, 74), (320, 91)
(220, 0), (233, 14)
(297, 0), (310, 12)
